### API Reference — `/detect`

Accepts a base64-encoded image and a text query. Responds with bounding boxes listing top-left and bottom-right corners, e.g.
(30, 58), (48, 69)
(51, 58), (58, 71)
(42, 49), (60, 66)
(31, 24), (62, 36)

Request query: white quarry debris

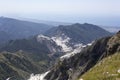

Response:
(60, 43), (84, 59)
(51, 34), (73, 52)
(37, 34), (51, 41)
(28, 71), (50, 80)
(60, 41), (94, 60)
(6, 78), (10, 80)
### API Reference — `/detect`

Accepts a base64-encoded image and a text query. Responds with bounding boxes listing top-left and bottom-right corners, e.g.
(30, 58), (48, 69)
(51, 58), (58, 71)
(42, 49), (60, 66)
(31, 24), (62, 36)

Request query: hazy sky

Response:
(0, 0), (120, 26)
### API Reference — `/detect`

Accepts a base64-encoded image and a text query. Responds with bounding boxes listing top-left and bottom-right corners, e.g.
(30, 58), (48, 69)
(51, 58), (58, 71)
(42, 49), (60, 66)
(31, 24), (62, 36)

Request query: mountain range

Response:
(0, 17), (117, 80)
(19, 17), (120, 33)
(0, 17), (53, 44)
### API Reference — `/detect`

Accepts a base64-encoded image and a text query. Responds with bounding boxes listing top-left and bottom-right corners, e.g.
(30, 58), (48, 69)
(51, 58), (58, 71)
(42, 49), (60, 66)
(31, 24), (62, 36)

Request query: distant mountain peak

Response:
(45, 23), (113, 44)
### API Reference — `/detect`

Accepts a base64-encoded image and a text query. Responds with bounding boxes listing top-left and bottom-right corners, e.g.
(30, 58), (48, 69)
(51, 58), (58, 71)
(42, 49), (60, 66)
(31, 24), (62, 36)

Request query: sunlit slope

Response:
(80, 52), (120, 80)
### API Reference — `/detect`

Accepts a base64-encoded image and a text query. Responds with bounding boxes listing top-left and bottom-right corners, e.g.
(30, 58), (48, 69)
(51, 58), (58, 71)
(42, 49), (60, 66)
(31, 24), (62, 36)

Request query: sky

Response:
(0, 0), (120, 26)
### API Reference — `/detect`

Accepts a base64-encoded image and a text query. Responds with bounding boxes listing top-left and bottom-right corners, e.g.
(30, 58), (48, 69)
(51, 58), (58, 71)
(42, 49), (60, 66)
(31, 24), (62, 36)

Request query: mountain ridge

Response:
(0, 17), (53, 44)
(42, 31), (120, 80)
(45, 23), (112, 44)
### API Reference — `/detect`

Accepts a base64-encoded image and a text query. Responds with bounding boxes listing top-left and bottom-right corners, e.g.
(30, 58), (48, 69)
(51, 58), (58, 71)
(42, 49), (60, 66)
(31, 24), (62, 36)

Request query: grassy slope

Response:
(79, 52), (120, 80)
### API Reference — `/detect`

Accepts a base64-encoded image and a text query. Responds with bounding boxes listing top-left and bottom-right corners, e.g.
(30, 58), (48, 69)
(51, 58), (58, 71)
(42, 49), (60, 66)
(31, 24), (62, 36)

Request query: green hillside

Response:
(0, 51), (51, 80)
(79, 52), (120, 80)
